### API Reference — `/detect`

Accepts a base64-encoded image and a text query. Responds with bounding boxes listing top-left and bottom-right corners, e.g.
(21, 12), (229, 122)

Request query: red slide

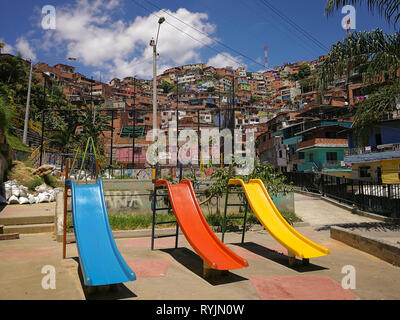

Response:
(156, 179), (248, 271)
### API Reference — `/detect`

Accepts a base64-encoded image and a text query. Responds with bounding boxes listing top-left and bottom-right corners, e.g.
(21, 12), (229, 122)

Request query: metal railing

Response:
(348, 143), (400, 156)
(284, 172), (400, 218)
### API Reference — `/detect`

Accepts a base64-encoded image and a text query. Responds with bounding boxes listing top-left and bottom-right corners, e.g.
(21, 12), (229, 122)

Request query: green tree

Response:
(317, 28), (400, 145)
(0, 95), (14, 133)
(77, 105), (111, 155)
(298, 65), (311, 79)
(199, 160), (293, 206)
(161, 80), (175, 94)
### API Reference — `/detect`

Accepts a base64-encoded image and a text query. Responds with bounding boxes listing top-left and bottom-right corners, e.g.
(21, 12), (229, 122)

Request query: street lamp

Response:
(150, 17), (165, 136)
(23, 57), (77, 145)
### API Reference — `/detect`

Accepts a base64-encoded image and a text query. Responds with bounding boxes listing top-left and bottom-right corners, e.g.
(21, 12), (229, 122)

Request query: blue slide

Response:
(66, 178), (136, 286)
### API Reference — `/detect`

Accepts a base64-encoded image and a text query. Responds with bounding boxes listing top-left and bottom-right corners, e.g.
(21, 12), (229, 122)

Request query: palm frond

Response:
(318, 28), (400, 88)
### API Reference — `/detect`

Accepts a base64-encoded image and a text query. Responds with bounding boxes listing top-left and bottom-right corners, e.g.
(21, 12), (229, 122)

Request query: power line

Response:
(244, 0), (324, 58)
(142, 0), (267, 70)
(258, 0), (330, 52)
(131, 0), (255, 70)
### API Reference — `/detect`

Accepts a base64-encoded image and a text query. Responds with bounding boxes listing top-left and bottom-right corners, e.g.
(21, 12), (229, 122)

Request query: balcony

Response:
(345, 143), (400, 164)
(348, 143), (400, 156)
(297, 138), (348, 151)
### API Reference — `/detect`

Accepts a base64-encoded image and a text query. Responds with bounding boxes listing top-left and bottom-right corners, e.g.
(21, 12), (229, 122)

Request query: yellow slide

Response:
(229, 179), (329, 259)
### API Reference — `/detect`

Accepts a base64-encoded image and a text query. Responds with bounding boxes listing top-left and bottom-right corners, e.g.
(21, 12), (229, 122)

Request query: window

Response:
(326, 152), (338, 161)
(375, 133), (382, 146)
(359, 166), (371, 178)
(377, 167), (382, 183)
(279, 150), (283, 158)
(309, 153), (314, 162)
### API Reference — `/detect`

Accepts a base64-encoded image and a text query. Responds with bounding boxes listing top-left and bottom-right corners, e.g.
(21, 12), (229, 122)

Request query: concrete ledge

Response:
(330, 226), (400, 267)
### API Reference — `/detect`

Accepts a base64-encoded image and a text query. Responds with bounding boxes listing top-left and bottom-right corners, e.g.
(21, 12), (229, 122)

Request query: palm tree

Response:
(321, 1), (400, 146)
(325, 0), (400, 27)
(318, 29), (400, 144)
(319, 28), (400, 88)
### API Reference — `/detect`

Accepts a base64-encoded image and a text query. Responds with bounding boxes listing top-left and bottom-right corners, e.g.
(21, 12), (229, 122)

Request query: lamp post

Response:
(150, 17), (165, 136)
(22, 61), (33, 145)
(132, 76), (137, 168)
(23, 57), (77, 146)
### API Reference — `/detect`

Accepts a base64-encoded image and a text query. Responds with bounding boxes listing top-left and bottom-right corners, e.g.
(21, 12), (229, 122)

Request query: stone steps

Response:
(0, 203), (56, 234)
(3, 223), (54, 234)
(0, 214), (54, 226)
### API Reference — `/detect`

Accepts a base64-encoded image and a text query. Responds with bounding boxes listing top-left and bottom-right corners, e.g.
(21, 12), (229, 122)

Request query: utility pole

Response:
(176, 79), (179, 164)
(110, 109), (115, 167)
(23, 61), (33, 145)
(197, 110), (201, 166)
(39, 80), (47, 166)
(150, 17), (165, 137)
(132, 78), (136, 168)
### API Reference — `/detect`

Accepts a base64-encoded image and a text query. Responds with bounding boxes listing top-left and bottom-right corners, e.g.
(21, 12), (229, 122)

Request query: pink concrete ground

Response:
(250, 276), (358, 300)
(0, 226), (399, 300)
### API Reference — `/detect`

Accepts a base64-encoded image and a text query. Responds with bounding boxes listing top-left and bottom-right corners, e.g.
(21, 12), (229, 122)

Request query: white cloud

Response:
(15, 37), (37, 61)
(207, 52), (246, 69)
(0, 39), (14, 54)
(43, 0), (217, 79)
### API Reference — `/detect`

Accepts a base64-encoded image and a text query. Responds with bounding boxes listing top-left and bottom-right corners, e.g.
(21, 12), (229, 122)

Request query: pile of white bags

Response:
(2, 180), (62, 205)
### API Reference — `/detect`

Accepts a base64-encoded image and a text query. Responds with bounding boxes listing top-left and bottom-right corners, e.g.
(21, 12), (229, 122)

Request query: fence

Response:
(283, 172), (400, 218)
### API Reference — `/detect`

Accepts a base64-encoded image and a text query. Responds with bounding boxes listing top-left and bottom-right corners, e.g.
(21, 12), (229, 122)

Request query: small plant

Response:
(25, 176), (44, 191)
(43, 174), (62, 188)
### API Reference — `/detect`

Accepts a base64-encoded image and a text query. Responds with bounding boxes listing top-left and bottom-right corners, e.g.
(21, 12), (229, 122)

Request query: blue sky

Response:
(0, 0), (396, 81)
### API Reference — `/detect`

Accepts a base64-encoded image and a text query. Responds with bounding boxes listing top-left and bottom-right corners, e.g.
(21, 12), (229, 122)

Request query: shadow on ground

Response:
(71, 257), (137, 300)
(233, 242), (329, 272)
(316, 222), (400, 232)
(160, 247), (248, 286)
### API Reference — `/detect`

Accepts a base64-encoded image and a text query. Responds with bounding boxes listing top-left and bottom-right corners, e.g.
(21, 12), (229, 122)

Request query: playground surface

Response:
(0, 225), (399, 300)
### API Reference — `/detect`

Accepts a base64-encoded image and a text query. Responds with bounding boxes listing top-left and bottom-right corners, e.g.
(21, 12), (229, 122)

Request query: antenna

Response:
(346, 18), (351, 36)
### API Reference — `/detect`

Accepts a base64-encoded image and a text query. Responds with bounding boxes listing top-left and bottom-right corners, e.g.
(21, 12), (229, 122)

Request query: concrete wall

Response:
(102, 188), (295, 216)
(67, 180), (296, 216)
(331, 226), (400, 267)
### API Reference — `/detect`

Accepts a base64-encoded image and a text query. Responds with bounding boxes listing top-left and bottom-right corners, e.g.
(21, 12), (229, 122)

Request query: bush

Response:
(43, 174), (62, 188)
(0, 96), (14, 134)
(25, 176), (44, 191)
